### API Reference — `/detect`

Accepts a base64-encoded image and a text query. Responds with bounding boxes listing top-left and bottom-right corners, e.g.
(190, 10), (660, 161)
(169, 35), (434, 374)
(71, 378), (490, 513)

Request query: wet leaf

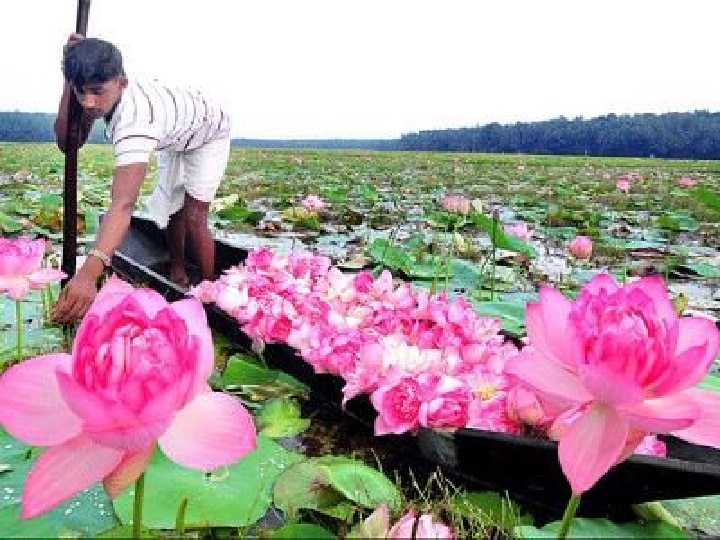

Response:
(661, 495), (720, 536)
(270, 523), (336, 539)
(256, 398), (311, 438)
(113, 437), (301, 529)
(274, 456), (401, 519)
(218, 354), (308, 397)
(691, 187), (720, 212)
(658, 211), (699, 232)
(514, 517), (691, 538)
(0, 211), (23, 233)
(682, 262), (720, 279)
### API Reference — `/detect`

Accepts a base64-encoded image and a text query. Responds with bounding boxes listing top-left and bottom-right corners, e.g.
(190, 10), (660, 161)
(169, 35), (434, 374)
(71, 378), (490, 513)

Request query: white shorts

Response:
(146, 136), (231, 229)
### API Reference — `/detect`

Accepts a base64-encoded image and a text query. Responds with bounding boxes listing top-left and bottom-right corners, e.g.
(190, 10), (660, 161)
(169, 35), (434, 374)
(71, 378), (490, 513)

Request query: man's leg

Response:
(183, 193), (215, 281)
(181, 136), (229, 283)
(167, 207), (190, 287)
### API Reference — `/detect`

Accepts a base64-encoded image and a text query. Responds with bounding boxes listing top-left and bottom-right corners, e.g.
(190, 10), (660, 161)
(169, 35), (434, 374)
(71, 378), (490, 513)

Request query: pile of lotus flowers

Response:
(192, 246), (720, 494)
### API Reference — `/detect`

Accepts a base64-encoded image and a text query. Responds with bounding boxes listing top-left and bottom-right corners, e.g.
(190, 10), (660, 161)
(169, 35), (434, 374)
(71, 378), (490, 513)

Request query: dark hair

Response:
(62, 38), (125, 88)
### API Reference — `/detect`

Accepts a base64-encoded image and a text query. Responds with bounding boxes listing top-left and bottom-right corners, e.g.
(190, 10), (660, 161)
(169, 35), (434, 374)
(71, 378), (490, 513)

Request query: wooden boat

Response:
(112, 215), (720, 517)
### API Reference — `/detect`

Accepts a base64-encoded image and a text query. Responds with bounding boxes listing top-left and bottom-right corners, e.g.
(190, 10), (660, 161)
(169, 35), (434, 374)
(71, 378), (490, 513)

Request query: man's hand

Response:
(52, 274), (98, 324)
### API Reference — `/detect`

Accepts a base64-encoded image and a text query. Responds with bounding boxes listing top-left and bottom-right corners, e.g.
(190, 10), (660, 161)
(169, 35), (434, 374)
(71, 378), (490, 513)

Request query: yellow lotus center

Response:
(477, 382), (497, 401)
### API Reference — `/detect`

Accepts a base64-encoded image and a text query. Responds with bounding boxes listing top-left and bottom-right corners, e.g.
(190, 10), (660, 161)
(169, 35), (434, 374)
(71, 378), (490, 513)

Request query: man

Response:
(53, 35), (231, 323)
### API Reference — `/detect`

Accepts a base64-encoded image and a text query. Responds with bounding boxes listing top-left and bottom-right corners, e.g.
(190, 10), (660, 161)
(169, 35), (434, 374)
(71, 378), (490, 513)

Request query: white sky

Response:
(2, 0), (720, 139)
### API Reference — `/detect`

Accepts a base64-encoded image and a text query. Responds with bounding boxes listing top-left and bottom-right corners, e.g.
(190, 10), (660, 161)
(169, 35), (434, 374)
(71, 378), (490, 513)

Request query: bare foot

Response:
(170, 266), (190, 289)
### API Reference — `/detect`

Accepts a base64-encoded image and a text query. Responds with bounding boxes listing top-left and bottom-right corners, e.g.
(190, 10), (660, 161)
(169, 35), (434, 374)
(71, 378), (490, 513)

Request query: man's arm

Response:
(55, 81), (95, 154)
(52, 162), (148, 323)
(91, 162), (149, 267)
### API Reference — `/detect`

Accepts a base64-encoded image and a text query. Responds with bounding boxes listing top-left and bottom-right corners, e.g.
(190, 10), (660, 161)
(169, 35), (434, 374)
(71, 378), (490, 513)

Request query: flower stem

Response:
(558, 493), (581, 539)
(15, 300), (23, 362)
(490, 210), (499, 301)
(40, 287), (49, 323)
(133, 472), (145, 540)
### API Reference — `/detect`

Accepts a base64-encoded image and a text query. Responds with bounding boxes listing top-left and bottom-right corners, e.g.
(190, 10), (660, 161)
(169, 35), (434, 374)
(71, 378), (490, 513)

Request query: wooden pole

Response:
(61, 0), (92, 283)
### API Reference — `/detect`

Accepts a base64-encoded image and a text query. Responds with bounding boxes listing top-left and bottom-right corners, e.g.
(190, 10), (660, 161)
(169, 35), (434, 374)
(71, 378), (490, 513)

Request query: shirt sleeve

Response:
(112, 124), (160, 166)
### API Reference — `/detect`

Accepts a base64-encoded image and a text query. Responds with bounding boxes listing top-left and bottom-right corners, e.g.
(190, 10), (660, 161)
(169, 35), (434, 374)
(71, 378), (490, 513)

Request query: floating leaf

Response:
(113, 436), (301, 529)
(658, 211), (699, 232)
(514, 517), (691, 538)
(273, 459), (350, 519)
(217, 204), (263, 224)
(270, 523), (336, 539)
(367, 238), (413, 272)
(681, 262), (720, 279)
(320, 456), (402, 512)
(470, 297), (530, 336)
(219, 353), (309, 396)
(274, 456), (401, 520)
(690, 187), (720, 212)
(0, 211), (23, 233)
(256, 398), (311, 438)
(661, 495), (720, 536)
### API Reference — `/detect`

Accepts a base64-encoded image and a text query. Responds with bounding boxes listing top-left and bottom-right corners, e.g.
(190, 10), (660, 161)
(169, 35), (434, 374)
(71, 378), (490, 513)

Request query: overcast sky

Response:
(3, 0), (719, 139)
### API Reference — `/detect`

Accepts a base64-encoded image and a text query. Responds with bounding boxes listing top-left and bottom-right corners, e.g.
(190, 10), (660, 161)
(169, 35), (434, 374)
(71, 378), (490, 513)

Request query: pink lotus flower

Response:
(568, 235), (593, 260)
(389, 510), (456, 539)
(633, 435), (667, 457)
(300, 194), (328, 211)
(616, 177), (631, 193)
(505, 273), (720, 494)
(0, 237), (66, 300)
(350, 505), (456, 539)
(440, 194), (471, 215)
(506, 386), (552, 427)
(0, 276), (257, 518)
(504, 222), (533, 241)
(371, 370), (471, 434)
(350, 504), (393, 538)
(678, 175), (696, 188)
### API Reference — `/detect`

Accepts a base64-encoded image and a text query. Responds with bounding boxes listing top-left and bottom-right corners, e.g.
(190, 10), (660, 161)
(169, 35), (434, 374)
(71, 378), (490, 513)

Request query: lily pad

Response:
(256, 398), (312, 438)
(113, 436), (301, 529)
(274, 456), (401, 520)
(270, 523), (336, 538)
(514, 517), (691, 538)
(0, 211), (24, 233)
(470, 296), (531, 336)
(661, 495), (720, 536)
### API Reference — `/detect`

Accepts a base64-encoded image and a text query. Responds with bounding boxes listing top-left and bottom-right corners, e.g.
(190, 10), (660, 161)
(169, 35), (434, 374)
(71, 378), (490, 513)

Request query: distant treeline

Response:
(397, 111), (720, 159)
(0, 112), (106, 144)
(2, 110), (720, 159)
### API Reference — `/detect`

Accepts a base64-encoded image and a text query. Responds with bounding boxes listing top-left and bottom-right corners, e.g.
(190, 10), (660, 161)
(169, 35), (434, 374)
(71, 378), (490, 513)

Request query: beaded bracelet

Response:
(88, 248), (112, 267)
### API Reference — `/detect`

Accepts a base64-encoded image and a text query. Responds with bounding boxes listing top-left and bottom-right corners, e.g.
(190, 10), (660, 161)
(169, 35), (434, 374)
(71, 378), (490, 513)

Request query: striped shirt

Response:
(104, 78), (231, 166)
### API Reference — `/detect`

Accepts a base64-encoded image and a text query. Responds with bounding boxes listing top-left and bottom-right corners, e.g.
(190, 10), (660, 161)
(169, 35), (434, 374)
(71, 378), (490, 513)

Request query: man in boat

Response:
(53, 34), (231, 323)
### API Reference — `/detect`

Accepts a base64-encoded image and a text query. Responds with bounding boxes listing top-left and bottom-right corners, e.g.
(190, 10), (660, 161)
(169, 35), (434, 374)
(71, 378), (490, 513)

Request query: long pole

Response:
(61, 0), (92, 283)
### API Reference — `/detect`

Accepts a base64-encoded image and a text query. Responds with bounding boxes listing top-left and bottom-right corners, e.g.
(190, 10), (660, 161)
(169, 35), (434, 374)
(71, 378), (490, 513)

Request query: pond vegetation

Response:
(0, 143), (719, 538)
